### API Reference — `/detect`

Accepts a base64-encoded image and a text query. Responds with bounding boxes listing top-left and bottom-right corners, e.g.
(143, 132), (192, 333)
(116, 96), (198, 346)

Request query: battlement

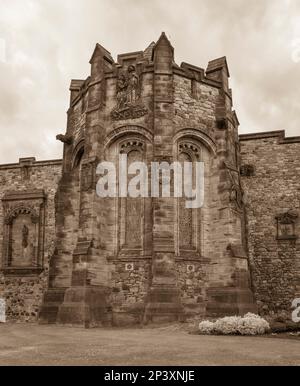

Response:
(239, 129), (300, 144)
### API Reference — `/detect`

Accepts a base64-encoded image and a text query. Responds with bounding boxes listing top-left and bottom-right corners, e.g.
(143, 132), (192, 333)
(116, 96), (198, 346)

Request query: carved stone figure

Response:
(111, 65), (147, 120)
(127, 65), (139, 104)
(22, 224), (29, 248)
(116, 74), (128, 109)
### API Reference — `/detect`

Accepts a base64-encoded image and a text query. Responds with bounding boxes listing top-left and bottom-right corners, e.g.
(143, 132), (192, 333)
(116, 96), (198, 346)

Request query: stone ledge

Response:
(2, 189), (46, 201)
(1, 267), (44, 276)
(276, 235), (298, 241)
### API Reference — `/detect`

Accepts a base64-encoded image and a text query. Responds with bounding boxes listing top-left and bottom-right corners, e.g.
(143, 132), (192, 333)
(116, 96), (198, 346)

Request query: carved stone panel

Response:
(152, 252), (176, 285)
(276, 210), (298, 240)
(111, 65), (148, 121)
(1, 190), (46, 274)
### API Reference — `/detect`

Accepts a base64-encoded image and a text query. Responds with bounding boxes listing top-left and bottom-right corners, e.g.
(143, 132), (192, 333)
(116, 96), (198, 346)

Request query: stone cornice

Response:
(2, 189), (46, 201)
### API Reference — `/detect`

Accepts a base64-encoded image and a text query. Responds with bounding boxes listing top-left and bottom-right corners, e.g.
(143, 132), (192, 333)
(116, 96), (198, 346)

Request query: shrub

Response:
(214, 316), (242, 335)
(198, 313), (270, 336)
(198, 320), (215, 334)
(238, 313), (270, 336)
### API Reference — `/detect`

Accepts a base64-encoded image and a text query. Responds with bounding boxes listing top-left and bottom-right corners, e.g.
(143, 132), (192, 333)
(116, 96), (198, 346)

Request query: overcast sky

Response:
(0, 0), (299, 163)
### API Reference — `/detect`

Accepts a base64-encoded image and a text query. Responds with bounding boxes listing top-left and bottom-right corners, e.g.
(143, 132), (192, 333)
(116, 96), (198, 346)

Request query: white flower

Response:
(198, 320), (215, 334)
(198, 313), (270, 336)
(214, 316), (242, 335)
(238, 314), (270, 335)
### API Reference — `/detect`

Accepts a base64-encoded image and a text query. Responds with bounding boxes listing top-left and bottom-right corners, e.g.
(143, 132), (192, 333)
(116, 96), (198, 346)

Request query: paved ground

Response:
(0, 323), (299, 366)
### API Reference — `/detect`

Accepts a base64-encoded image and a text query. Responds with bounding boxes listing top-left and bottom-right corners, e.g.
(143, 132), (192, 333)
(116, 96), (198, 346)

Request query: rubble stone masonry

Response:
(0, 158), (61, 321)
(240, 131), (300, 315)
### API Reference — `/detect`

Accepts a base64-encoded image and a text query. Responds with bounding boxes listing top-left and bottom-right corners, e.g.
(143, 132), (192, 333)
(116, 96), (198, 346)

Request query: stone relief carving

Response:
(276, 210), (298, 240)
(179, 143), (200, 160)
(4, 205), (39, 225)
(120, 140), (144, 153)
(2, 192), (45, 273)
(111, 65), (148, 121)
(22, 225), (29, 249)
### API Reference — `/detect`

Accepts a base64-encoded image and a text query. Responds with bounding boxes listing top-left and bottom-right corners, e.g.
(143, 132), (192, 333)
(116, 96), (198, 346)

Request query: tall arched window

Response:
(178, 151), (193, 250)
(119, 140), (145, 254)
(176, 141), (201, 256)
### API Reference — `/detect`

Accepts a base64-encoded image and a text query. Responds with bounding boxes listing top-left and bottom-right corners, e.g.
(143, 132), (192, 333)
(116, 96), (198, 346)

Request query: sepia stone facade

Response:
(0, 34), (299, 325)
(240, 131), (300, 315)
(0, 158), (61, 321)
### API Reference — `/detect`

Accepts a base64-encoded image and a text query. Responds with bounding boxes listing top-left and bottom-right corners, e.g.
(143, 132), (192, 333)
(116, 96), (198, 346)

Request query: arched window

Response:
(4, 207), (38, 267)
(176, 141), (201, 256)
(178, 151), (193, 250)
(2, 190), (46, 275)
(119, 140), (145, 253)
(73, 146), (84, 169)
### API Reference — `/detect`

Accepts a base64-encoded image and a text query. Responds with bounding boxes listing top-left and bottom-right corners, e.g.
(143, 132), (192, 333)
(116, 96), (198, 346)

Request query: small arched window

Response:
(73, 146), (84, 169)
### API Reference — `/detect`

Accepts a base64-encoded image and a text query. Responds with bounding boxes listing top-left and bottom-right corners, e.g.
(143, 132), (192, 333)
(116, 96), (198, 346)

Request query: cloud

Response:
(0, 0), (299, 163)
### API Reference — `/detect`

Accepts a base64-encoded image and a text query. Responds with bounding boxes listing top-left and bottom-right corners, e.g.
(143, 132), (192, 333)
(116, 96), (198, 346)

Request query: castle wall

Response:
(240, 132), (300, 314)
(0, 158), (61, 321)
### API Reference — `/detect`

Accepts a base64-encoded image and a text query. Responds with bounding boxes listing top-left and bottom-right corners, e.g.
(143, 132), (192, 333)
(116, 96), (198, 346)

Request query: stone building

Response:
(0, 33), (299, 326)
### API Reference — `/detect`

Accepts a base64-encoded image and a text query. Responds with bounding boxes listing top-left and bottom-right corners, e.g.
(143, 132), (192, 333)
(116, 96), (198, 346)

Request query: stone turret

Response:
(39, 33), (257, 326)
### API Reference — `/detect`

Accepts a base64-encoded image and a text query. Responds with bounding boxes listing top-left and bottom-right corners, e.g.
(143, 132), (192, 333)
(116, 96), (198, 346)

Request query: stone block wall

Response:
(173, 75), (218, 133)
(240, 131), (300, 315)
(4, 36), (297, 325)
(40, 34), (257, 325)
(0, 158), (62, 321)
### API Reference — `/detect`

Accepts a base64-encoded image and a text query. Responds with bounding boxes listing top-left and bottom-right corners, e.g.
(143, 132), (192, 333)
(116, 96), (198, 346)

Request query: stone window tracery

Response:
(176, 140), (201, 256)
(118, 139), (145, 255)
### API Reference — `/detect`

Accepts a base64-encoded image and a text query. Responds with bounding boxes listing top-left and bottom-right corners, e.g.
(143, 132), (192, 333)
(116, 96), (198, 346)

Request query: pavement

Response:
(0, 323), (299, 365)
